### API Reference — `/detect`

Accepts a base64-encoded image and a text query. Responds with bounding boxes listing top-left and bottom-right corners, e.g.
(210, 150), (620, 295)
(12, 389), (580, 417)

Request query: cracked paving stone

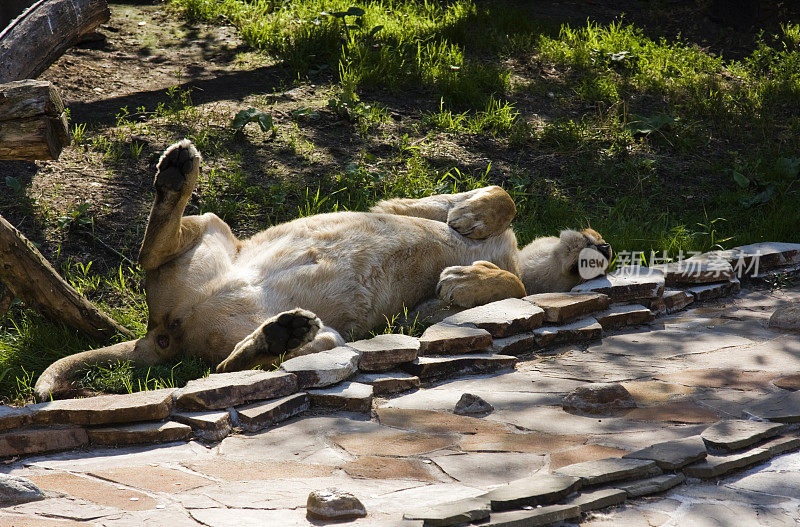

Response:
(87, 420), (192, 446)
(354, 372), (420, 396)
(443, 298), (544, 338)
(278, 346), (359, 388)
(594, 304), (654, 330)
(615, 472), (686, 498)
(480, 473), (581, 511)
(235, 393), (309, 432)
(343, 456), (438, 482)
(623, 435), (707, 470)
(308, 382), (373, 413)
(483, 503), (581, 526)
(701, 419), (785, 451)
(418, 323), (493, 355)
(403, 497), (490, 526)
(349, 334), (420, 372)
(571, 266), (665, 303)
(554, 458), (661, 486)
(175, 370), (297, 411)
(523, 292), (610, 324)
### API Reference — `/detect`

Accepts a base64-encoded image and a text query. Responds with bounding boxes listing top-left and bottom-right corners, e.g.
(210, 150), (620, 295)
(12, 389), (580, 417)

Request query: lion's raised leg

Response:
(216, 309), (326, 372)
(436, 260), (526, 308)
(138, 140), (205, 271)
(371, 186), (516, 239)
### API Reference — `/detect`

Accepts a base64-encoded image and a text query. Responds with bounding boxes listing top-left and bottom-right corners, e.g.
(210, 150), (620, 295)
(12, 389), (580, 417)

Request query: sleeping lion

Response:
(34, 140), (610, 400)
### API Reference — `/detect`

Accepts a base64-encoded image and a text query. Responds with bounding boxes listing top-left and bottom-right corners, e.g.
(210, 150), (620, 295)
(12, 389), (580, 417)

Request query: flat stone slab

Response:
(769, 303), (800, 332)
(594, 304), (654, 330)
(279, 346), (359, 388)
(403, 497), (490, 526)
(175, 370), (297, 411)
(623, 435), (707, 470)
(87, 420), (192, 446)
(32, 388), (174, 426)
(491, 332), (539, 356)
(683, 447), (772, 479)
(532, 317), (603, 348)
(0, 426), (87, 458)
(572, 266), (665, 303)
(616, 473), (685, 498)
(482, 503), (581, 526)
(481, 473), (581, 511)
(354, 372), (420, 396)
(523, 292), (610, 324)
(349, 334), (420, 372)
(653, 260), (734, 285)
(554, 457), (661, 486)
(236, 393), (309, 432)
(759, 435), (800, 457)
(418, 323), (492, 355)
(0, 405), (33, 432)
(685, 279), (741, 302)
(0, 475), (45, 506)
(746, 390), (800, 423)
(567, 488), (627, 513)
(662, 289), (694, 313)
(309, 382), (373, 413)
(402, 354), (516, 380)
(171, 409), (232, 442)
(443, 298), (544, 338)
(701, 419), (784, 451)
(689, 242), (800, 276)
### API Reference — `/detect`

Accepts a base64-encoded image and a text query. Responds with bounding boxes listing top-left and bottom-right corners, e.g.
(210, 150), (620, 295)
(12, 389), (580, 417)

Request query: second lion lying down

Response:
(34, 140), (610, 400)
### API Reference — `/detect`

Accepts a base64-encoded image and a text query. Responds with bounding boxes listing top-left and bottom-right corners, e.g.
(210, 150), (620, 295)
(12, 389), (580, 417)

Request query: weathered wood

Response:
(0, 0), (110, 83)
(0, 214), (134, 341)
(0, 80), (69, 160)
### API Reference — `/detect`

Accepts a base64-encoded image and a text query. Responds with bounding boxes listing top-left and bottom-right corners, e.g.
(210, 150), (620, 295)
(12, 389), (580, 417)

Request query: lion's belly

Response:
(235, 212), (503, 335)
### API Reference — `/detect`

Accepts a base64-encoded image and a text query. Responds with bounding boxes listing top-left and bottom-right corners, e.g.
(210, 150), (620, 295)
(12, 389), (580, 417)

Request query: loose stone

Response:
(453, 393), (494, 415)
(235, 393), (309, 432)
(443, 298), (544, 338)
(349, 334), (420, 372)
(701, 419), (784, 451)
(403, 497), (490, 526)
(594, 304), (654, 330)
(554, 458), (661, 486)
(306, 488), (367, 520)
(175, 370), (297, 411)
(308, 382), (373, 413)
(533, 317), (603, 348)
(523, 292), (610, 324)
(354, 372), (420, 396)
(482, 503), (581, 526)
(571, 266), (665, 303)
(402, 354), (516, 381)
(0, 475), (45, 506)
(661, 289), (694, 313)
(32, 388), (174, 426)
(87, 421), (192, 446)
(566, 488), (627, 513)
(279, 346), (359, 388)
(768, 303), (800, 332)
(562, 383), (636, 415)
(623, 435), (707, 470)
(615, 473), (686, 498)
(481, 473), (581, 511)
(418, 323), (492, 355)
(171, 410), (232, 442)
(0, 426), (87, 458)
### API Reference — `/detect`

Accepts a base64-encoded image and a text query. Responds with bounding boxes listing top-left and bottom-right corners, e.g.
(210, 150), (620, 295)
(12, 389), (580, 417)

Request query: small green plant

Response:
(4, 176), (22, 196)
(232, 108), (276, 136)
(72, 123), (88, 145)
(56, 203), (93, 230)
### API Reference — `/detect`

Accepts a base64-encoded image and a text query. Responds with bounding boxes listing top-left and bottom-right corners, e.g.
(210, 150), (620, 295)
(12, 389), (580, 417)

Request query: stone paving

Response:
(0, 243), (799, 526)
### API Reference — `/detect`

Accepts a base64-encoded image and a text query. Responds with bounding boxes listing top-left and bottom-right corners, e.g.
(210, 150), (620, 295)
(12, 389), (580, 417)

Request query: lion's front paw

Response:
(437, 261), (526, 308)
(447, 186), (516, 239)
(216, 309), (322, 373)
(154, 139), (201, 193)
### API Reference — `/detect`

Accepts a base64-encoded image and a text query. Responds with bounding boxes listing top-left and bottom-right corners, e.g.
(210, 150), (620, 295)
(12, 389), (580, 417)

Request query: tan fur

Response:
(33, 140), (609, 400)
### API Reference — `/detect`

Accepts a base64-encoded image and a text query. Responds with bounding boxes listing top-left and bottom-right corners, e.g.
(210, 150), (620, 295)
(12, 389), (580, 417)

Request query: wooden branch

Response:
(0, 80), (69, 160)
(0, 0), (110, 83)
(0, 214), (133, 341)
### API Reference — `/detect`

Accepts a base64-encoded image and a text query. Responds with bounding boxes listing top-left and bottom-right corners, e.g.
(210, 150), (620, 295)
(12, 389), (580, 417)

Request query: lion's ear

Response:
(581, 228), (604, 242)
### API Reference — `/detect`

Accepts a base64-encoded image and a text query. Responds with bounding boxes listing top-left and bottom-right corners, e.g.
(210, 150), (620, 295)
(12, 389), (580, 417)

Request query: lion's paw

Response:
(154, 139), (201, 193)
(437, 261), (526, 308)
(446, 186), (516, 239)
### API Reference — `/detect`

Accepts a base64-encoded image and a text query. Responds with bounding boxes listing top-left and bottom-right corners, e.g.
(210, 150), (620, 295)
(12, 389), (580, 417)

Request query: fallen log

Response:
(0, 214), (134, 341)
(0, 0), (110, 83)
(0, 79), (69, 160)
